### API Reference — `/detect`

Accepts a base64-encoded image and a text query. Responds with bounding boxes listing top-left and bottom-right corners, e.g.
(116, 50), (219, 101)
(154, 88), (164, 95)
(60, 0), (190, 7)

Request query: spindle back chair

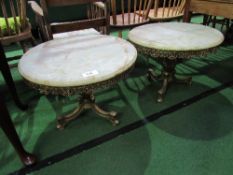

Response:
(0, 0), (34, 51)
(29, 0), (110, 41)
(149, 0), (186, 21)
(110, 0), (153, 37)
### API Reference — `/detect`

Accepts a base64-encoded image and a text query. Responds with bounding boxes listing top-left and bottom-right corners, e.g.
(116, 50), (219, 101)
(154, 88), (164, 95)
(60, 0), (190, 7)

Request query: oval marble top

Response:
(19, 34), (137, 87)
(128, 22), (224, 51)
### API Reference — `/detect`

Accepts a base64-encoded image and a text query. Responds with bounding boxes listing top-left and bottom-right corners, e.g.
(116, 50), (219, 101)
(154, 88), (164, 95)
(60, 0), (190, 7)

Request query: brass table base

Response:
(130, 42), (218, 103)
(147, 59), (192, 102)
(57, 92), (119, 129)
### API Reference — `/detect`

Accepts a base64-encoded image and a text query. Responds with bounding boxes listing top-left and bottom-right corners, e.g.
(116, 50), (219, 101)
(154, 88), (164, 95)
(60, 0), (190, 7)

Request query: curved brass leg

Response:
(57, 103), (85, 129)
(147, 57), (193, 102)
(91, 104), (119, 126)
(56, 92), (119, 129)
(157, 77), (169, 103)
(147, 68), (162, 82)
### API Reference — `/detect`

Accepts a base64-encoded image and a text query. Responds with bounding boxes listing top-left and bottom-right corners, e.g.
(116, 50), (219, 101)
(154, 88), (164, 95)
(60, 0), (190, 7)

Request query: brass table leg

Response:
(147, 59), (192, 102)
(57, 92), (119, 129)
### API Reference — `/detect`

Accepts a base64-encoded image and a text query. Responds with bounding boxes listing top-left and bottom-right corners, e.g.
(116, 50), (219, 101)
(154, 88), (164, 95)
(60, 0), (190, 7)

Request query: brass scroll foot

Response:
(57, 92), (119, 130)
(157, 77), (169, 103)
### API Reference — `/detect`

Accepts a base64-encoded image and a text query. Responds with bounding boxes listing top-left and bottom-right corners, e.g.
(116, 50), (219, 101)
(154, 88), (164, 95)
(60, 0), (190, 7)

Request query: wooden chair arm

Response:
(28, 1), (44, 17)
(93, 2), (106, 10)
(92, 2), (107, 17)
(28, 1), (50, 41)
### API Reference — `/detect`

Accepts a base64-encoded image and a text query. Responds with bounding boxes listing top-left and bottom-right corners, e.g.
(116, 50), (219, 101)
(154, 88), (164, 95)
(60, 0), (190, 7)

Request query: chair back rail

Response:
(110, 0), (153, 26)
(50, 18), (107, 33)
(149, 0), (186, 21)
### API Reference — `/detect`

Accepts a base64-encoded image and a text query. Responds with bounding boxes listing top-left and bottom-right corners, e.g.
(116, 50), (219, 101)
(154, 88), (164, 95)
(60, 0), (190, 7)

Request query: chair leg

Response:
(0, 45), (27, 110)
(0, 94), (36, 166)
(118, 31), (123, 38)
(212, 16), (217, 28)
(19, 41), (27, 53)
(225, 19), (230, 31)
(30, 36), (37, 46)
(206, 15), (212, 26)
(203, 15), (208, 25)
(20, 36), (36, 53)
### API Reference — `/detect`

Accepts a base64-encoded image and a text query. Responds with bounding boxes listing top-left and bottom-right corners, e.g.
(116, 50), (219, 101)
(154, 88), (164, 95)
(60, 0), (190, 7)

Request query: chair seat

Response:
(148, 7), (183, 21)
(52, 28), (100, 39)
(110, 13), (149, 28)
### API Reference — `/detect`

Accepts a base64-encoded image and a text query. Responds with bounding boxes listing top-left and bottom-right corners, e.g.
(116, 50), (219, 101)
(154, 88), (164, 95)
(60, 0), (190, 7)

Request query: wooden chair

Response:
(110, 0), (153, 37)
(0, 42), (27, 110)
(148, 0), (186, 21)
(28, 0), (110, 41)
(0, 0), (35, 52)
(183, 0), (233, 23)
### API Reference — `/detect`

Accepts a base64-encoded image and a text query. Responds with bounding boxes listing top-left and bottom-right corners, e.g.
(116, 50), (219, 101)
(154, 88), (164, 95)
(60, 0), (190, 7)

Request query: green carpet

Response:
(0, 17), (233, 175)
(29, 87), (233, 175)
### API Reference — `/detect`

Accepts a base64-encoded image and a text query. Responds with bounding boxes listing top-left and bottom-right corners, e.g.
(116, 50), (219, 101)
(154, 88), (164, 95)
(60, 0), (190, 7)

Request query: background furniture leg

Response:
(0, 45), (27, 110)
(0, 94), (36, 166)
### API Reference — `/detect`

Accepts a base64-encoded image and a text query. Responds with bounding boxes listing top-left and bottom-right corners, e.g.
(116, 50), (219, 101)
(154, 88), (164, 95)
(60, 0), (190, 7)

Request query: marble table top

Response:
(52, 28), (100, 39)
(19, 34), (137, 87)
(128, 22), (224, 51)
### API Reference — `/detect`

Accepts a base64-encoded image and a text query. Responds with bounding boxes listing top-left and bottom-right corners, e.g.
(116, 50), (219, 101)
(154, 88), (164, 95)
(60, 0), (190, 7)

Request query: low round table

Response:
(128, 22), (224, 102)
(19, 34), (137, 129)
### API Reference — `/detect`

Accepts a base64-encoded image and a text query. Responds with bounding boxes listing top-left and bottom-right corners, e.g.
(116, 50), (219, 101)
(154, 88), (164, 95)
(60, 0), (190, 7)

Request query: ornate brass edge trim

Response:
(24, 64), (135, 96)
(131, 43), (218, 59)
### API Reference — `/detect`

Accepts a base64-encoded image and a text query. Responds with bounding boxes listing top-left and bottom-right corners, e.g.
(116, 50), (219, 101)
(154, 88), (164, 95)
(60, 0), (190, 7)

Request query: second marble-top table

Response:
(128, 22), (224, 102)
(19, 33), (137, 129)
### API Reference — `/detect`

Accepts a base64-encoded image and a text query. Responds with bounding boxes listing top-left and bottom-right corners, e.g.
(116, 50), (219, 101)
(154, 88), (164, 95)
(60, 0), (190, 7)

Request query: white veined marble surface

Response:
(128, 22), (224, 51)
(52, 28), (100, 39)
(18, 34), (137, 87)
